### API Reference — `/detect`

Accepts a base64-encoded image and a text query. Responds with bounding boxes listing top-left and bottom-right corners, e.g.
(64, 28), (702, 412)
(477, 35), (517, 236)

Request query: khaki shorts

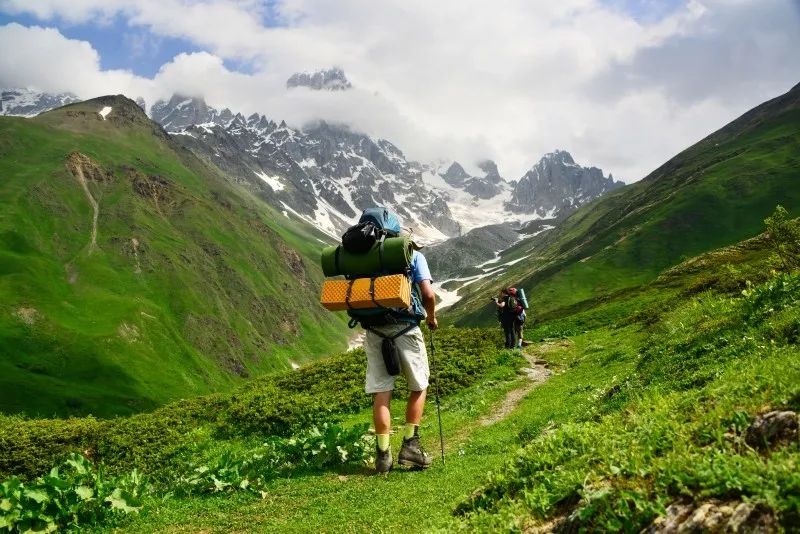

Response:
(364, 326), (429, 394)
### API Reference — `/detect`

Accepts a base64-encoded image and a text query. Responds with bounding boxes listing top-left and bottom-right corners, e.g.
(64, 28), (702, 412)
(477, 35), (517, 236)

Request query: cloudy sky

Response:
(0, 0), (798, 182)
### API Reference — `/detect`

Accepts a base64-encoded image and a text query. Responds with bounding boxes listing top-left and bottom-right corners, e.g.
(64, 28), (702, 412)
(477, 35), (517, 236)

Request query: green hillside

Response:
(1, 217), (797, 532)
(0, 95), (347, 418)
(448, 82), (800, 326)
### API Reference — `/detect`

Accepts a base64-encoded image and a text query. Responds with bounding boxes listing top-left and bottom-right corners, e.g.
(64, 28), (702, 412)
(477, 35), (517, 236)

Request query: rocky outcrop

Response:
(745, 410), (798, 449)
(508, 150), (624, 217)
(425, 223), (520, 279)
(646, 500), (776, 533)
(151, 94), (219, 131)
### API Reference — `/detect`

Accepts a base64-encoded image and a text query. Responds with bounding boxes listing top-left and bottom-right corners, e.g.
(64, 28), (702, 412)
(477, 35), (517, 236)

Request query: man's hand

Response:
(427, 317), (438, 331)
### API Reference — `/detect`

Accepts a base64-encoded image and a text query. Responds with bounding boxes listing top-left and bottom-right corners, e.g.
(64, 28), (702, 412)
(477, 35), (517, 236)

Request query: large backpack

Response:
(341, 207), (401, 253)
(504, 288), (524, 316)
(338, 208), (425, 330)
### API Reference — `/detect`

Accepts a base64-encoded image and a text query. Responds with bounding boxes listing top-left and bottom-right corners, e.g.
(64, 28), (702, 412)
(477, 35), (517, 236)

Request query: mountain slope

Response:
(149, 95), (462, 241)
(448, 81), (800, 325)
(0, 95), (348, 418)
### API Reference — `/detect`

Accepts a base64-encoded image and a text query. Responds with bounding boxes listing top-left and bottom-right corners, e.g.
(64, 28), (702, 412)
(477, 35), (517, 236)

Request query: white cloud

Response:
(0, 0), (798, 182)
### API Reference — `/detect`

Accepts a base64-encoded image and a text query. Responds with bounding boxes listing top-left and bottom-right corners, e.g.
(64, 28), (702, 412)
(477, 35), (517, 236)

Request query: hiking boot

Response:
(375, 445), (392, 474)
(398, 436), (432, 469)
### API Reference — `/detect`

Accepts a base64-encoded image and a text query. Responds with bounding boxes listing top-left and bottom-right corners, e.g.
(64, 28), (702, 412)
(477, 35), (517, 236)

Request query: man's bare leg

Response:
(373, 391), (392, 435)
(373, 391), (393, 473)
(405, 389), (427, 426)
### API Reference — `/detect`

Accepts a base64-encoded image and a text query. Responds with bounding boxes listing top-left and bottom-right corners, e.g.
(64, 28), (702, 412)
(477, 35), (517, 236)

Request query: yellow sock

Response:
(404, 424), (417, 440)
(377, 433), (390, 451)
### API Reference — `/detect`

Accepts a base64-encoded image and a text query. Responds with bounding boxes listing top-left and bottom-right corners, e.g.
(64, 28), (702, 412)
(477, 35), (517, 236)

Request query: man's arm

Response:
(418, 279), (438, 330)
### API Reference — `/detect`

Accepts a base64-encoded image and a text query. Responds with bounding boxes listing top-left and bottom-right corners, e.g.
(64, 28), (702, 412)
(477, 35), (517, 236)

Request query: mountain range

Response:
(1, 88), (79, 117)
(2, 84), (623, 242)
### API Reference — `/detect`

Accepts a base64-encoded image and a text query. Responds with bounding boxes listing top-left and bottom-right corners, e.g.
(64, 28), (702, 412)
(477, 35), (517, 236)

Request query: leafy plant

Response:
(742, 272), (800, 323)
(0, 454), (146, 533)
(764, 205), (800, 272)
(176, 423), (372, 496)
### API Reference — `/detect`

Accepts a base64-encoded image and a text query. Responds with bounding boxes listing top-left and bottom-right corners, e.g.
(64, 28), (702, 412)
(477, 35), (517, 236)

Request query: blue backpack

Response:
(344, 208), (425, 331)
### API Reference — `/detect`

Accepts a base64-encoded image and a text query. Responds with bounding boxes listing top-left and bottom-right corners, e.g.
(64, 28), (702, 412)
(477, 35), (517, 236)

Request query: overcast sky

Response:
(0, 0), (798, 182)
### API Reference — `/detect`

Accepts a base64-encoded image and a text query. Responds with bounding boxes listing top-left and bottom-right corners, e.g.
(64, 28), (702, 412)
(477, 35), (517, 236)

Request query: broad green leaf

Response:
(0, 497), (13, 512)
(106, 489), (142, 513)
(19, 518), (57, 534)
(0, 514), (17, 529)
(22, 489), (49, 504)
(75, 486), (94, 500)
(41, 477), (70, 491)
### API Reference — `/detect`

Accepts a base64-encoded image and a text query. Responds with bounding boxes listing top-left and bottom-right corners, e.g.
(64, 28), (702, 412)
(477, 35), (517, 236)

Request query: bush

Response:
(0, 328), (518, 481)
(742, 272), (800, 323)
(764, 206), (800, 272)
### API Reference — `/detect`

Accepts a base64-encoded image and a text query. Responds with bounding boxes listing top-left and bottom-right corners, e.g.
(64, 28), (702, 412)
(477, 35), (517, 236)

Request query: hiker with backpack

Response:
(493, 287), (529, 349)
(318, 208), (437, 474)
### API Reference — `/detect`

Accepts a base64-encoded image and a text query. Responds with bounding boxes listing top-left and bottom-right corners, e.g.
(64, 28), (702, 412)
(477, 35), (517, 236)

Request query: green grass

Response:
(2, 219), (799, 532)
(3, 92), (800, 532)
(0, 99), (350, 418)
(106, 246), (799, 532)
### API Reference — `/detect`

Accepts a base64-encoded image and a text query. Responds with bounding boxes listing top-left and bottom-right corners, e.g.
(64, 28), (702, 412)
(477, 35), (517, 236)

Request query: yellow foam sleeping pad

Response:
(320, 274), (412, 311)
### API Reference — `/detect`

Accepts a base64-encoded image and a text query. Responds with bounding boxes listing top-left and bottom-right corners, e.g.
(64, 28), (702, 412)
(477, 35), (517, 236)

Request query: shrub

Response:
(742, 273), (800, 323)
(1, 328), (518, 481)
(764, 206), (800, 272)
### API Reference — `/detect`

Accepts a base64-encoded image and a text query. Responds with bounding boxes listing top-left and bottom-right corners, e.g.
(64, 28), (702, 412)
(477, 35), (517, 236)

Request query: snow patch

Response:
(298, 158), (317, 168)
(254, 170), (285, 191)
(98, 107), (112, 120)
(432, 282), (463, 311)
(348, 332), (366, 351)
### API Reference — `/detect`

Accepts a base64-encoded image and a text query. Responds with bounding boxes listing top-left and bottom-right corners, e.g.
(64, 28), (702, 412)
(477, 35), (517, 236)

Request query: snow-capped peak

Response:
(286, 67), (352, 91)
(1, 88), (79, 117)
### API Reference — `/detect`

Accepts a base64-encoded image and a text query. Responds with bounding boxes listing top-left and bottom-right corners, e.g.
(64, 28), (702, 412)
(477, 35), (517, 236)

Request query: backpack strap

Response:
(369, 276), (379, 308)
(377, 235), (386, 273)
(345, 278), (355, 310)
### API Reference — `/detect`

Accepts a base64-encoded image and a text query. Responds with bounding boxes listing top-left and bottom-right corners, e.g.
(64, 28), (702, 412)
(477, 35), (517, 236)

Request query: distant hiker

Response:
(493, 287), (528, 349)
(318, 207), (437, 474)
(493, 289), (517, 349)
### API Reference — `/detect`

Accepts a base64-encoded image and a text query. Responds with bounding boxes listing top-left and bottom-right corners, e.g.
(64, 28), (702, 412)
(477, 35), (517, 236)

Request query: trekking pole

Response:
(429, 330), (445, 465)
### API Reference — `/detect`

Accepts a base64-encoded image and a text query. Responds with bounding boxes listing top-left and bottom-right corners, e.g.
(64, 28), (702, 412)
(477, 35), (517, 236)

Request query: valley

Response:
(0, 79), (798, 533)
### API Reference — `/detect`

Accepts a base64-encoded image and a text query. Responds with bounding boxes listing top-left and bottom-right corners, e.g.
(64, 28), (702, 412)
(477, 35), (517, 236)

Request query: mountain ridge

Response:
(1, 87), (624, 240)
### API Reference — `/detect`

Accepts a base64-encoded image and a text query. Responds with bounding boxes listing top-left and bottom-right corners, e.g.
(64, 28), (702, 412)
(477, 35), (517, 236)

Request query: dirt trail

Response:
(478, 345), (554, 427)
(66, 156), (100, 255)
